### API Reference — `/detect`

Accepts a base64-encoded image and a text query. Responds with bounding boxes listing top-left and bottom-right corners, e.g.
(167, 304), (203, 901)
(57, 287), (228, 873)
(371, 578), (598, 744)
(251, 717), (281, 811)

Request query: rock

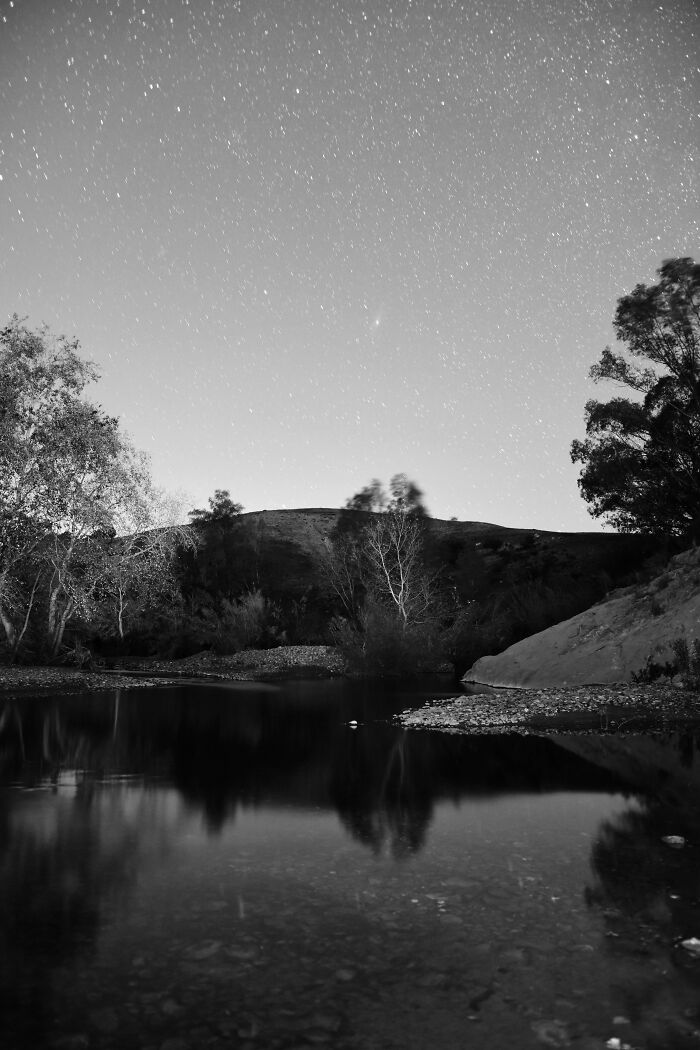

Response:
(190, 940), (222, 960)
(89, 1009), (119, 1034)
(306, 1012), (343, 1033)
(661, 835), (686, 847)
(531, 1018), (571, 1046)
(680, 937), (700, 956)
(463, 547), (700, 688)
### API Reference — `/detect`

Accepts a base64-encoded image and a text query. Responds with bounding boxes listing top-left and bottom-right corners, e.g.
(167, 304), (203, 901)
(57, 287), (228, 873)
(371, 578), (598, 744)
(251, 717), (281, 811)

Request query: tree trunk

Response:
(0, 601), (17, 653)
(46, 584), (74, 659)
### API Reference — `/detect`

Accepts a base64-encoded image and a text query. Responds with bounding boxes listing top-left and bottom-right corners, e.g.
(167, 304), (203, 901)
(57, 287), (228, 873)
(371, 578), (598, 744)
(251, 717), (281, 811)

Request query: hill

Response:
(188, 509), (670, 672)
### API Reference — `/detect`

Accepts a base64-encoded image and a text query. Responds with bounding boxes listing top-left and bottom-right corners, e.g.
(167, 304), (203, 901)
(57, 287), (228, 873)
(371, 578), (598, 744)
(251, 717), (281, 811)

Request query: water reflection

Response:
(0, 682), (627, 842)
(566, 731), (700, 1047)
(2, 683), (700, 1049)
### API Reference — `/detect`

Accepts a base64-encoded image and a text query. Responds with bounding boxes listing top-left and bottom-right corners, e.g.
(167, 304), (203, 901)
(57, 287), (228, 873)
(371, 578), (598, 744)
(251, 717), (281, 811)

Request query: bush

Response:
(331, 601), (445, 676)
(212, 590), (281, 654)
(632, 635), (700, 689)
(670, 635), (700, 689)
(631, 654), (676, 684)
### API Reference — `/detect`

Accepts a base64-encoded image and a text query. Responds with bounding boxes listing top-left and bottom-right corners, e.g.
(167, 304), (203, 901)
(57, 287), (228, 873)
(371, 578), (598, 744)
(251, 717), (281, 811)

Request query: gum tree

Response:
(0, 316), (192, 659)
(571, 258), (700, 537)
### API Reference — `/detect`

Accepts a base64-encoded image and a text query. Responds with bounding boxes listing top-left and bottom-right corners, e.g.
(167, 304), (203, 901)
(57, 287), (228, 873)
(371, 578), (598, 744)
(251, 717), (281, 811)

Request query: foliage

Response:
(330, 600), (445, 676)
(188, 489), (243, 526)
(344, 478), (388, 514)
(324, 476), (444, 673)
(97, 491), (198, 641)
(632, 635), (700, 689)
(320, 531), (366, 624)
(571, 258), (700, 537)
(670, 636), (700, 689)
(193, 589), (281, 655)
(336, 473), (427, 537)
(0, 316), (190, 661)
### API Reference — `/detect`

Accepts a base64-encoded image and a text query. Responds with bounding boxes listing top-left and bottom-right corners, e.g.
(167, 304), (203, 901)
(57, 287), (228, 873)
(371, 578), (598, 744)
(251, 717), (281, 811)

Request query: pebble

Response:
(190, 941), (222, 960)
(88, 1008), (119, 1034)
(397, 684), (700, 733)
(531, 1018), (571, 1046)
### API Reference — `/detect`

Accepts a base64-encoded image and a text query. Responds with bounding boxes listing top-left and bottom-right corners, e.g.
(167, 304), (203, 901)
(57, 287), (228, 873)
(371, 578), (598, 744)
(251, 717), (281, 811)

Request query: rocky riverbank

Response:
(0, 664), (171, 697)
(398, 683), (700, 734)
(112, 645), (348, 680)
(0, 646), (348, 697)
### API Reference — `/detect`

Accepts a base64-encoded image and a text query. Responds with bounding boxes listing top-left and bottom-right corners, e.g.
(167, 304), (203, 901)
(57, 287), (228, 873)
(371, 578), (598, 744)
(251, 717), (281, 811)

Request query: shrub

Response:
(331, 601), (444, 676)
(212, 590), (281, 654)
(631, 654), (675, 684)
(632, 635), (700, 689)
(670, 635), (700, 689)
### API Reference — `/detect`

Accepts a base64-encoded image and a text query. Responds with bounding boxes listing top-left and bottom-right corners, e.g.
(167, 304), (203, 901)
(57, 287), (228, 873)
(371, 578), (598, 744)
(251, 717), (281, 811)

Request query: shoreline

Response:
(397, 683), (700, 734)
(0, 645), (348, 698)
(3, 654), (699, 737)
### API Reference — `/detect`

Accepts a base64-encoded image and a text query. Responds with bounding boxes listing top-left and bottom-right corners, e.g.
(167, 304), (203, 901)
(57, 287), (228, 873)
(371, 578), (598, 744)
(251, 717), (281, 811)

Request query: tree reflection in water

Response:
(331, 728), (432, 858)
(0, 697), (142, 1046)
(580, 730), (700, 1048)
(1, 683), (673, 1047)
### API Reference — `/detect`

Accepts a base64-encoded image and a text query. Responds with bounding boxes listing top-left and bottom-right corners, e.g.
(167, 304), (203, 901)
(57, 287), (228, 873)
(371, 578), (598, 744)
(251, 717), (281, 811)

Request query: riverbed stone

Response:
(89, 1008), (119, 1034)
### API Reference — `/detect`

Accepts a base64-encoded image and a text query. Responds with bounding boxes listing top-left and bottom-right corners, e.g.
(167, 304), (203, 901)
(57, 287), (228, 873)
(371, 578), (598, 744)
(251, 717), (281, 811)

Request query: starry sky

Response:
(1, 0), (698, 531)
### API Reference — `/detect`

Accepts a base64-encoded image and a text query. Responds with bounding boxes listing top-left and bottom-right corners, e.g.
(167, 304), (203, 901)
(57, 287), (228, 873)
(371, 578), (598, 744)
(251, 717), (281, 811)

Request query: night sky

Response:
(1, 0), (698, 530)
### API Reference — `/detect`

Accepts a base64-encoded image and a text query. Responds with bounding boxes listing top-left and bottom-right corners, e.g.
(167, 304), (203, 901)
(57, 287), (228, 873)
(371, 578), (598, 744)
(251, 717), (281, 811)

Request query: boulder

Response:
(463, 547), (700, 688)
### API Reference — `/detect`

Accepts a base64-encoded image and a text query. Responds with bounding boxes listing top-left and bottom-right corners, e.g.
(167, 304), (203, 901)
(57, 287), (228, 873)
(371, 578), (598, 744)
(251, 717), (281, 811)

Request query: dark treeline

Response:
(100, 497), (666, 676)
(3, 258), (697, 673)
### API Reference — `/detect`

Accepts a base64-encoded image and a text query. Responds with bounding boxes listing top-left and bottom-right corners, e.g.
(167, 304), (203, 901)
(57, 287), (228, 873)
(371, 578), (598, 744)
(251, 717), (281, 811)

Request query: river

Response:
(1, 677), (699, 1049)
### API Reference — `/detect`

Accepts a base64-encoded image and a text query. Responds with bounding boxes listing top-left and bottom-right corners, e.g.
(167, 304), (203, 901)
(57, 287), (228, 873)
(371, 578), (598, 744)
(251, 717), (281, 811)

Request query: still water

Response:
(1, 678), (700, 1050)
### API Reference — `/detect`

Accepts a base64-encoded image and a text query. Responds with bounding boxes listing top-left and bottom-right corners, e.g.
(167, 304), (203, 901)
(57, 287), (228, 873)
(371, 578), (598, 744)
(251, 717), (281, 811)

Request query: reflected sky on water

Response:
(1, 679), (700, 1050)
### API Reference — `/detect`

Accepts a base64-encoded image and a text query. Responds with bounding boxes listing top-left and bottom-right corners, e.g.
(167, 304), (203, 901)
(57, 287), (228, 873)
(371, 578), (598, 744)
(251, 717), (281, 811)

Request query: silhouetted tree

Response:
(571, 258), (700, 537)
(188, 489), (243, 526)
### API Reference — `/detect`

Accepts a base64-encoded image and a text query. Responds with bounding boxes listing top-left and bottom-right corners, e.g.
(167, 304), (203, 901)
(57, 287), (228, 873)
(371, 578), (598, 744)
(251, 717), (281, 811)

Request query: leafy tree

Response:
(188, 489), (243, 526)
(98, 491), (197, 641)
(0, 316), (189, 660)
(180, 490), (259, 616)
(571, 258), (700, 536)
(387, 473), (427, 516)
(344, 478), (387, 514)
(0, 317), (96, 651)
(343, 474), (427, 517)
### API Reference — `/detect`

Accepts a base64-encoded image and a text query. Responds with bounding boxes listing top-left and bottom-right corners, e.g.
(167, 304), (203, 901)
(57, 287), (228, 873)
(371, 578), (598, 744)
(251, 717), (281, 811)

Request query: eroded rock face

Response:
(463, 547), (700, 688)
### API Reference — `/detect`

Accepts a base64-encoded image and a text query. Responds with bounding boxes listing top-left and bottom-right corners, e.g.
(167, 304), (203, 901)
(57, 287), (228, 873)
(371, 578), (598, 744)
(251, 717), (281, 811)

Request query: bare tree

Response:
(363, 509), (435, 628)
(321, 532), (366, 622)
